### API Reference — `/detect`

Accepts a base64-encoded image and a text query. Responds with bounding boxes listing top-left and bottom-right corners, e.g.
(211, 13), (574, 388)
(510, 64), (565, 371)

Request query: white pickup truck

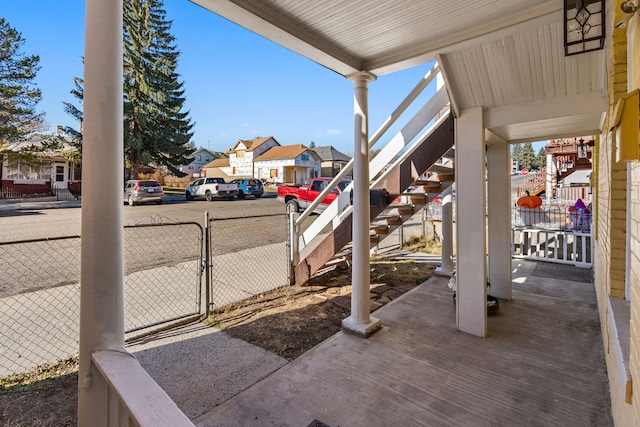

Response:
(185, 177), (239, 201)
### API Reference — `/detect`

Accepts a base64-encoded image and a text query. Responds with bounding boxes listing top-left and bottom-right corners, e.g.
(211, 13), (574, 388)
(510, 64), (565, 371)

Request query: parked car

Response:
(277, 177), (351, 214)
(230, 178), (264, 199)
(123, 179), (165, 206)
(185, 177), (238, 201)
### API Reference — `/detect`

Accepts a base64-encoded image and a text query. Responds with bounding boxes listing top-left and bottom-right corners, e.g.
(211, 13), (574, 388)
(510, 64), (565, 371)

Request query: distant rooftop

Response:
(312, 146), (351, 162)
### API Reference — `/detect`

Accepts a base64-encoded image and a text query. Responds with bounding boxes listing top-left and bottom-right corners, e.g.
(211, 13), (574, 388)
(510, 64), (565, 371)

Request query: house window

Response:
(236, 150), (245, 158)
(301, 154), (309, 161)
(270, 169), (278, 178)
(197, 155), (201, 161)
(205, 156), (210, 162)
(5, 163), (51, 181)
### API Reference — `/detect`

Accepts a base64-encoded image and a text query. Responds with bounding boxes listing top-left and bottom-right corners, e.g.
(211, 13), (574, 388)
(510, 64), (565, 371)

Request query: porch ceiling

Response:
(191, 0), (609, 143)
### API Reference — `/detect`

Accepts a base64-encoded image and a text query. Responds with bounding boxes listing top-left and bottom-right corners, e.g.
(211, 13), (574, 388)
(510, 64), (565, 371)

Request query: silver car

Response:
(123, 179), (165, 206)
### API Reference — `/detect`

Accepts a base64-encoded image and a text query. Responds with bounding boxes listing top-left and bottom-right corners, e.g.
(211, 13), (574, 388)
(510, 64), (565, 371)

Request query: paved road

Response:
(0, 192), (284, 242)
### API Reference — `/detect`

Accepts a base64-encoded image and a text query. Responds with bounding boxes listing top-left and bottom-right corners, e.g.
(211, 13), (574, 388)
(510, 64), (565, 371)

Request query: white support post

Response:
(79, 0), (124, 424)
(546, 152), (556, 204)
(487, 141), (512, 300)
(436, 185), (454, 275)
(455, 108), (487, 337)
(342, 71), (381, 337)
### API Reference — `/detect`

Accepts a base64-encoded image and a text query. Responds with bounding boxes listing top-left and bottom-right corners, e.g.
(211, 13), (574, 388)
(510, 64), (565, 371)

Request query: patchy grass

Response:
(1, 358), (78, 426)
(404, 236), (444, 254)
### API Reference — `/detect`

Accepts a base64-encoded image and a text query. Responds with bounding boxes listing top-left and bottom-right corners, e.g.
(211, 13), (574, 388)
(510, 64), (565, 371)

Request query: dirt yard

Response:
(0, 254), (436, 426)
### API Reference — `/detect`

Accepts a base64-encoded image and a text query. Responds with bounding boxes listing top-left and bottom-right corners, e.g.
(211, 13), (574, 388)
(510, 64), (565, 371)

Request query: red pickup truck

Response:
(277, 177), (351, 214)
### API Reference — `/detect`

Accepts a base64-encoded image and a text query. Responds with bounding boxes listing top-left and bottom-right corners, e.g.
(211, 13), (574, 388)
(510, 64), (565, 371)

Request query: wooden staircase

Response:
(368, 161), (455, 250)
(291, 113), (455, 286)
(517, 139), (594, 198)
(517, 167), (546, 197)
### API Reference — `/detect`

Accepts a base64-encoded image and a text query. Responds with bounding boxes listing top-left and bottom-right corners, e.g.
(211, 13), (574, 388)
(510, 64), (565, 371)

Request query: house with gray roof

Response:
(312, 146), (351, 178)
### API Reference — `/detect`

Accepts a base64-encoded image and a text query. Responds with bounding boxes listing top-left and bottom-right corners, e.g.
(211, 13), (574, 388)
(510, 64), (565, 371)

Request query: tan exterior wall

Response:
(597, 2), (639, 425)
(629, 9), (640, 425)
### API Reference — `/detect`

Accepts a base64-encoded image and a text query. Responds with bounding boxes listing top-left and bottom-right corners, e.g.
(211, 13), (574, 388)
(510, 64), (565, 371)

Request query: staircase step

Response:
(386, 217), (403, 226)
(389, 203), (415, 215)
(371, 225), (390, 235)
(402, 192), (428, 204)
(413, 179), (441, 188)
(427, 163), (455, 175)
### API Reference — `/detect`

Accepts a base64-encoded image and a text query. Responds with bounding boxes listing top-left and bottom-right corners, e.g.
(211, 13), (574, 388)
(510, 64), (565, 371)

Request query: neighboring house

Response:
(225, 136), (280, 178)
(203, 157), (233, 181)
(178, 147), (217, 177)
(511, 158), (519, 173)
(0, 130), (81, 196)
(253, 144), (321, 184)
(312, 146), (351, 177)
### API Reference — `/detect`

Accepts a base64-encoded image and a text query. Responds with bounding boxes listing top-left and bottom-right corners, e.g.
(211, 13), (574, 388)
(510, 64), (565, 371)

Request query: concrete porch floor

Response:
(134, 258), (611, 426)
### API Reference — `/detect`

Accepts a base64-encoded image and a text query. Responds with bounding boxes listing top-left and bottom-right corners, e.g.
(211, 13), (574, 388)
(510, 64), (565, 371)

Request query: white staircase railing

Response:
(291, 63), (450, 265)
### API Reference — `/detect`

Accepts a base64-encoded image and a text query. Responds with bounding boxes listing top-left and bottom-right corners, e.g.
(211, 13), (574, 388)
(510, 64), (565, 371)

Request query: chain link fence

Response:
(1, 222), (204, 376)
(0, 236), (81, 376)
(207, 213), (289, 311)
(123, 222), (204, 333)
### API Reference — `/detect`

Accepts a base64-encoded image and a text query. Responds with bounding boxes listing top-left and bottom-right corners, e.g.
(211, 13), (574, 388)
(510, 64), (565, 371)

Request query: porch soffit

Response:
(191, 0), (609, 142)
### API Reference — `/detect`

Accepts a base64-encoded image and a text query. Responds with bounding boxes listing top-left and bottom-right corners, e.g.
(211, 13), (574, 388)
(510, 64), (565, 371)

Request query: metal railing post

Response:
(204, 210), (211, 313)
(288, 210), (299, 285)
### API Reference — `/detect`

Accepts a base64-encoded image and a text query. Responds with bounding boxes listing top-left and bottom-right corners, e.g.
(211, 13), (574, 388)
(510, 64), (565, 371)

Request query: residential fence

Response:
(0, 212), (295, 376)
(0, 236), (81, 375)
(0, 221), (204, 376)
(207, 213), (289, 311)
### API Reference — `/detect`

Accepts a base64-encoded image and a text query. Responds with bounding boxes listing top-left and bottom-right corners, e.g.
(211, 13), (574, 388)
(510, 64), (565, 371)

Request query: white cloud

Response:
(326, 129), (343, 136)
(242, 123), (250, 128)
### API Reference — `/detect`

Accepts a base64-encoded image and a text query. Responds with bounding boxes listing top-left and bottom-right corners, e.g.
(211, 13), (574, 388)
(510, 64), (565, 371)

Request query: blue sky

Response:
(2, 0), (442, 156)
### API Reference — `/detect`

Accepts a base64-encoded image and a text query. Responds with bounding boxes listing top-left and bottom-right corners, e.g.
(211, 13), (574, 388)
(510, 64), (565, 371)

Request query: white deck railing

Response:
(92, 347), (193, 426)
(511, 228), (592, 267)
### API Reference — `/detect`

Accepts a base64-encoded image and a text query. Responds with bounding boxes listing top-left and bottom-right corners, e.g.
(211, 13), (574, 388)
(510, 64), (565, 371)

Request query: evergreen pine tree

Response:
(62, 74), (84, 151)
(534, 147), (546, 170)
(0, 18), (44, 147)
(519, 142), (536, 170)
(123, 0), (194, 178)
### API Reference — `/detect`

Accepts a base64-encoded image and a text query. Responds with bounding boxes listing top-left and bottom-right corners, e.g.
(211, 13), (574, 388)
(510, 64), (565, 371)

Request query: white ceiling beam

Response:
(488, 112), (606, 144)
(484, 92), (608, 129)
(436, 54), (461, 118)
(485, 129), (509, 146)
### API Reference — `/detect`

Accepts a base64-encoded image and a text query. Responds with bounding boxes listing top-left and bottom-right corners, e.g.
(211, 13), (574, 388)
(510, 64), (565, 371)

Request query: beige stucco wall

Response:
(596, 2), (638, 425)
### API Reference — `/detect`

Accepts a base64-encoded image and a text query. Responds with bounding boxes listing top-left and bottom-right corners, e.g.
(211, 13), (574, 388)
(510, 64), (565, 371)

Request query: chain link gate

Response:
(123, 222), (205, 334)
(206, 213), (289, 312)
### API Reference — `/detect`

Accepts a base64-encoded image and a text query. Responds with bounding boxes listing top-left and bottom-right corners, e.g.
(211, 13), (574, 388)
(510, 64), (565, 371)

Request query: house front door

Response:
(52, 162), (68, 189)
